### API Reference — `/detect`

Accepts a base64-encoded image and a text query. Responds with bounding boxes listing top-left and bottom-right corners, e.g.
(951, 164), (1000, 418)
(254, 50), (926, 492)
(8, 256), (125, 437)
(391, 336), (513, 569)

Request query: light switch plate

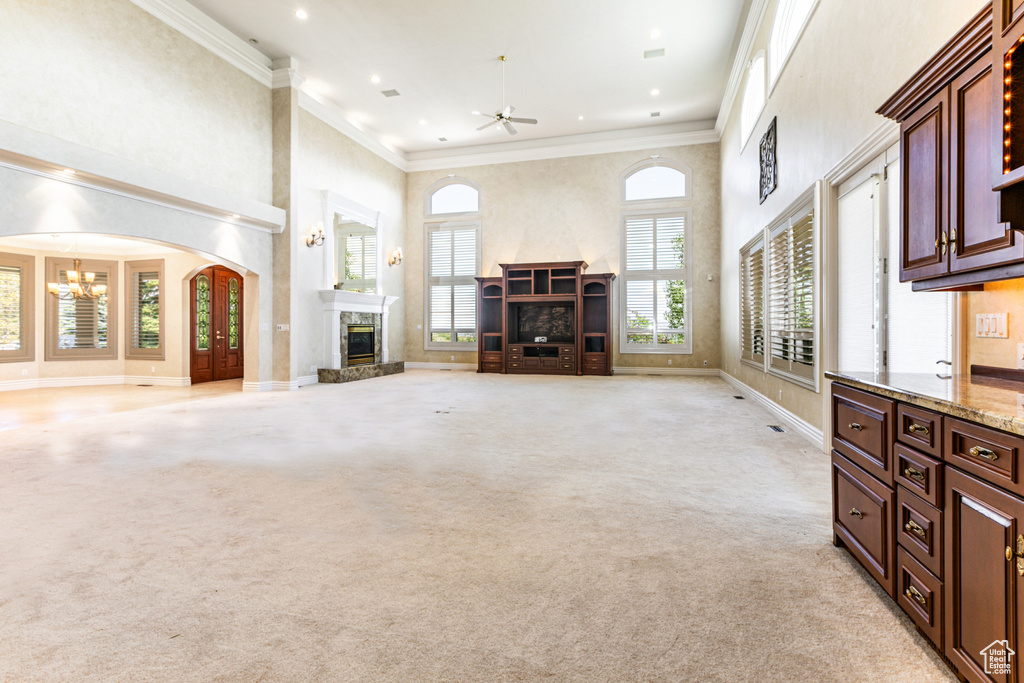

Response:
(977, 313), (1009, 338)
(276, 323), (289, 332)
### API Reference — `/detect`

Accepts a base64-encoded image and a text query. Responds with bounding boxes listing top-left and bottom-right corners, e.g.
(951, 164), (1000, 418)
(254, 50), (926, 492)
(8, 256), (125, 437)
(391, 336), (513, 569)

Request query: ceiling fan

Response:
(476, 56), (537, 136)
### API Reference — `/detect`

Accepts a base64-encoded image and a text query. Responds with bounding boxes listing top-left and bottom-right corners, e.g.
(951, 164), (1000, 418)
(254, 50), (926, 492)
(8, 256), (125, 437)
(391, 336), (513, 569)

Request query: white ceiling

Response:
(185, 0), (749, 156)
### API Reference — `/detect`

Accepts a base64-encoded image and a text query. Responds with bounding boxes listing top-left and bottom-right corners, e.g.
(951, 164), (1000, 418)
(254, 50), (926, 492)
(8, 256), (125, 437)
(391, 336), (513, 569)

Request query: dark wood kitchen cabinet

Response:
(879, 4), (1024, 290)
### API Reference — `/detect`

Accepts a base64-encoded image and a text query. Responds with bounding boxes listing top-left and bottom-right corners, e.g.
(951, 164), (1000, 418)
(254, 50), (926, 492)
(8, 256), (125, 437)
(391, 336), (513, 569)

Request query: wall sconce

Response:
(389, 247), (403, 266)
(305, 224), (325, 247)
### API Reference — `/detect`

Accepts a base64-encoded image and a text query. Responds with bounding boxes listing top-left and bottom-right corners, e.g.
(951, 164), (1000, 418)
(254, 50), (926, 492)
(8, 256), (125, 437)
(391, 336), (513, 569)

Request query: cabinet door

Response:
(951, 52), (1024, 273)
(945, 468), (1024, 682)
(901, 86), (949, 282)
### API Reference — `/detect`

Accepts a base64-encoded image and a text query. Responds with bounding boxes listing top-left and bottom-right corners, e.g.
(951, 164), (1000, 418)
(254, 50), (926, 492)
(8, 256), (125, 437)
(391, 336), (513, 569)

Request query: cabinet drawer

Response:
(896, 547), (943, 648)
(480, 352), (502, 363)
(897, 404), (942, 458)
(582, 364), (606, 375)
(832, 384), (896, 486)
(945, 417), (1024, 496)
(508, 345), (523, 354)
(894, 443), (944, 508)
(480, 362), (502, 373)
(507, 353), (522, 361)
(507, 361), (522, 369)
(832, 450), (896, 597)
(897, 486), (943, 579)
(558, 346), (575, 356)
(560, 362), (575, 370)
(559, 354), (575, 362)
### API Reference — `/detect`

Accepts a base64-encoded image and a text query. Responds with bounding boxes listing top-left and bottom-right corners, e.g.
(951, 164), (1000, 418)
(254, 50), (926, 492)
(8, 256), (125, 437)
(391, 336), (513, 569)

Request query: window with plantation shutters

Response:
(426, 222), (479, 348)
(126, 259), (164, 360)
(45, 257), (118, 361)
(0, 252), (34, 363)
(343, 232), (377, 293)
(620, 210), (692, 353)
(767, 202), (815, 385)
(739, 235), (765, 366)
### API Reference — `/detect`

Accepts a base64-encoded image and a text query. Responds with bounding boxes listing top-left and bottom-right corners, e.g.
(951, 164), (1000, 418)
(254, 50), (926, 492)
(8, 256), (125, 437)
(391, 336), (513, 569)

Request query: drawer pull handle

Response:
(903, 467), (926, 484)
(849, 423), (864, 431)
(904, 519), (927, 539)
(908, 423), (930, 435)
(849, 508), (863, 519)
(905, 585), (927, 607)
(969, 445), (998, 461)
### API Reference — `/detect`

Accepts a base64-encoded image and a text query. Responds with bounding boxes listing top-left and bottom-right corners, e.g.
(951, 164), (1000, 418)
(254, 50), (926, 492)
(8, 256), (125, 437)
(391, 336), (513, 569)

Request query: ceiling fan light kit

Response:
(475, 55), (538, 136)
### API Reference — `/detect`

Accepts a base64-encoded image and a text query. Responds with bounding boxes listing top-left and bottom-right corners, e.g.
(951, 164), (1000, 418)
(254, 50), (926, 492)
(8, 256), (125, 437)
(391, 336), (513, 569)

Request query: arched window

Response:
(768, 0), (818, 87)
(619, 159), (692, 354)
(740, 51), (766, 147)
(426, 179), (480, 216)
(622, 162), (688, 203)
(424, 177), (481, 350)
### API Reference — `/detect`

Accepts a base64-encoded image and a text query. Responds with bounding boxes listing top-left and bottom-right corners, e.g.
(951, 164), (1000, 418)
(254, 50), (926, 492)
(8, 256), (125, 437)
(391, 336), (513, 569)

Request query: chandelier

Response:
(46, 258), (107, 300)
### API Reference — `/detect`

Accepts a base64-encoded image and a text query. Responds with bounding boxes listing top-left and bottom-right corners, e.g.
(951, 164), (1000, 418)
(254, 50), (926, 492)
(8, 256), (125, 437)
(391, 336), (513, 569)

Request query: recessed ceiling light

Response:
(370, 75), (380, 84)
(419, 120), (427, 126)
(471, 111), (481, 116)
(650, 29), (661, 39)
(578, 115), (584, 120)
(295, 9), (308, 19)
(651, 89), (660, 96)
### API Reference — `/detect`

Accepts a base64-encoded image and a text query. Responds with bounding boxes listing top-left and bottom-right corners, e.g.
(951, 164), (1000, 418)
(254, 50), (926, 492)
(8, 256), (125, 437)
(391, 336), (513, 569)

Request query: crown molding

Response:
(715, 0), (772, 136)
(127, 0), (273, 87)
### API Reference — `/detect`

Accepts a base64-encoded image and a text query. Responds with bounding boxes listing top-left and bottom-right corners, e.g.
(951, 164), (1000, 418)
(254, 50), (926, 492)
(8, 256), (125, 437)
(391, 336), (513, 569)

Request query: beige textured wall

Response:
(0, 245), (209, 384)
(719, 0), (984, 430)
(966, 279), (1024, 369)
(0, 0), (272, 203)
(404, 144), (721, 367)
(296, 110), (408, 371)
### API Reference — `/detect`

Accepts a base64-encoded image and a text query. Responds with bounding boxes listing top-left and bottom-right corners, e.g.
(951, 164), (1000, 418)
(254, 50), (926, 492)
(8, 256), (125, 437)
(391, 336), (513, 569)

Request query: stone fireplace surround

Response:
(318, 290), (403, 383)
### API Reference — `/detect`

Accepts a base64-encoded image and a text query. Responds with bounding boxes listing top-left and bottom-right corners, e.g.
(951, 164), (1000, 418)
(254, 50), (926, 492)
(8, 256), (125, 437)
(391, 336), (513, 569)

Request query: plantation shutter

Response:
(131, 270), (160, 350)
(58, 270), (109, 349)
(740, 236), (765, 365)
(0, 263), (22, 351)
(622, 212), (689, 349)
(427, 224), (478, 345)
(837, 176), (879, 373)
(768, 205), (814, 382)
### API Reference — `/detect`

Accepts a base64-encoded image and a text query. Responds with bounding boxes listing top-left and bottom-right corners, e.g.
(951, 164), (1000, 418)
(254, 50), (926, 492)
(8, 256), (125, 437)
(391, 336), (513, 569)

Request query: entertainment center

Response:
(475, 261), (614, 376)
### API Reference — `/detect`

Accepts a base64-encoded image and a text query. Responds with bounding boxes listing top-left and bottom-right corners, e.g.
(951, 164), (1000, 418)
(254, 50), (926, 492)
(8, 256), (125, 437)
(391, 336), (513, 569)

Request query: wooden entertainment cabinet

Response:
(475, 261), (614, 376)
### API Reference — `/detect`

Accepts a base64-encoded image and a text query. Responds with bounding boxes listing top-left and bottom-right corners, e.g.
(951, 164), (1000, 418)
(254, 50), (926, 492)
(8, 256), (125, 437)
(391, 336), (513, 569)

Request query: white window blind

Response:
(768, 204), (815, 384)
(837, 176), (880, 373)
(0, 264), (23, 351)
(131, 270), (160, 350)
(884, 158), (953, 373)
(426, 223), (478, 346)
(622, 212), (690, 351)
(740, 235), (765, 366)
(57, 271), (109, 349)
(344, 233), (377, 292)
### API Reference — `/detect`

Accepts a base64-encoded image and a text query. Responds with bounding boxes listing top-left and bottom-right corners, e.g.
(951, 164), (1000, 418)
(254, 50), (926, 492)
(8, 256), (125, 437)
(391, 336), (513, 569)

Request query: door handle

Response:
(904, 519), (927, 539)
(1008, 535), (1024, 576)
(904, 585), (927, 607)
(970, 445), (998, 461)
(908, 424), (930, 435)
(216, 335), (225, 340)
(903, 467), (926, 484)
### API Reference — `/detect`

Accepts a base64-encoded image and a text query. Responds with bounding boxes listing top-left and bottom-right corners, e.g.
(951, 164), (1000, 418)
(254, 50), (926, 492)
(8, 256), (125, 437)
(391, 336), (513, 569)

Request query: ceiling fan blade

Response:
(503, 120), (517, 135)
(477, 120), (496, 131)
(503, 105), (513, 118)
(508, 117), (537, 125)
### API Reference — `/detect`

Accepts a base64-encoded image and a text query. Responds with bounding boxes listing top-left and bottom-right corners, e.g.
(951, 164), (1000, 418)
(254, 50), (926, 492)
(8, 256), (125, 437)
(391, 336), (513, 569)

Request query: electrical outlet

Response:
(276, 324), (289, 332)
(151, 366), (156, 373)
(310, 365), (317, 373)
(778, 389), (783, 401)
(450, 355), (455, 361)
(21, 369), (28, 376)
(417, 324), (422, 330)
(260, 322), (269, 331)
(667, 359), (672, 365)
(703, 360), (708, 366)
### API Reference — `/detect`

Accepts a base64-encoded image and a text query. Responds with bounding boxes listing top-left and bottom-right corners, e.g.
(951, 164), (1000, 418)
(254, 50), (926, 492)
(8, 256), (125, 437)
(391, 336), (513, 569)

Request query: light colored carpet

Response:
(0, 372), (955, 682)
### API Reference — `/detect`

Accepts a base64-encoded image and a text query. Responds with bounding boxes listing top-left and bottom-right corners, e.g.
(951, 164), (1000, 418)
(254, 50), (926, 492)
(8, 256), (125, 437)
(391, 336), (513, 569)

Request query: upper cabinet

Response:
(879, 3), (1024, 290)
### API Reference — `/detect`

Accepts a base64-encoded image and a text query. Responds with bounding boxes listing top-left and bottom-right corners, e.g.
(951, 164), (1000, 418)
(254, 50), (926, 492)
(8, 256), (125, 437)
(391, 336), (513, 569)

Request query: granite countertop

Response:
(825, 370), (1024, 436)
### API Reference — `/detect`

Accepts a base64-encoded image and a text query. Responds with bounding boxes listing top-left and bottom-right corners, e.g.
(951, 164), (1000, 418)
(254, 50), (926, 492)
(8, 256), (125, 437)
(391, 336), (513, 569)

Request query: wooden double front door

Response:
(190, 266), (243, 384)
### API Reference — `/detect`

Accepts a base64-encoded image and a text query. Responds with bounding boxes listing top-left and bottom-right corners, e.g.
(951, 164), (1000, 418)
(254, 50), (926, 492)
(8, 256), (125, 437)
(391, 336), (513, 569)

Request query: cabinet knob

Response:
(904, 585), (927, 607)
(904, 519), (927, 539)
(903, 467), (926, 483)
(849, 508), (863, 519)
(908, 423), (930, 435)
(849, 423), (864, 432)
(969, 445), (998, 461)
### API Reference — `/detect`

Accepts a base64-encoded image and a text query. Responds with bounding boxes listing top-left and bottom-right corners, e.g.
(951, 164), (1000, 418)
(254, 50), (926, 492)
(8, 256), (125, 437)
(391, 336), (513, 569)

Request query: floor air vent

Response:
(768, 425), (785, 433)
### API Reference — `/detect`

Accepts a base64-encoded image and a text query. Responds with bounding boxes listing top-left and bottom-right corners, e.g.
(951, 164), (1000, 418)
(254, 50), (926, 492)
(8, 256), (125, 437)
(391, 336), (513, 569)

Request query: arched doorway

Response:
(190, 265), (244, 384)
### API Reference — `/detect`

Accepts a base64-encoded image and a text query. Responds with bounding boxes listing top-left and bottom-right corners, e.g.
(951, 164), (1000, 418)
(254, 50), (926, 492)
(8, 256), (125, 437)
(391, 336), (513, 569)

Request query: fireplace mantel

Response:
(320, 290), (398, 369)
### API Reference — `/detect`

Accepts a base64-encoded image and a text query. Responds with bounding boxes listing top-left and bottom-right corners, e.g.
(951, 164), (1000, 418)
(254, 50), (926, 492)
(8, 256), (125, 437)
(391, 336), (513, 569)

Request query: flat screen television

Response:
(515, 303), (575, 343)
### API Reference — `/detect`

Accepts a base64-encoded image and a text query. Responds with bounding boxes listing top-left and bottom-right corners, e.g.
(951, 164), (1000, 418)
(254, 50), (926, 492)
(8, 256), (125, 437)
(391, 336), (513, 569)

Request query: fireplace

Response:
(347, 325), (375, 366)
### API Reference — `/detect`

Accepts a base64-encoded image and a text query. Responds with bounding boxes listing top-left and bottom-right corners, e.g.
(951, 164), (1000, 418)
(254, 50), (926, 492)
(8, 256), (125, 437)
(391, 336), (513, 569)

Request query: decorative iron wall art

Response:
(759, 117), (777, 204)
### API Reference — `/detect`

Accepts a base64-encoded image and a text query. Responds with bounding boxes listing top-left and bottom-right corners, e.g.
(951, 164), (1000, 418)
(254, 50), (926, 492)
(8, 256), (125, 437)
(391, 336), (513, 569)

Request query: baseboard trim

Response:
(405, 362), (477, 371)
(242, 381), (273, 392)
(612, 366), (720, 376)
(718, 371), (825, 451)
(0, 375), (191, 392)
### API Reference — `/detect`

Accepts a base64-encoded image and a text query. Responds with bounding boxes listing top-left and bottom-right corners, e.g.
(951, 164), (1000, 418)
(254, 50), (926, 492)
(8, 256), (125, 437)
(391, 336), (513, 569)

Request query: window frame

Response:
(620, 159), (691, 205)
(0, 251), (35, 364)
(740, 50), (767, 150)
(337, 225), (378, 293)
(424, 177), (482, 218)
(739, 233), (765, 370)
(619, 207), (694, 355)
(125, 259), (164, 361)
(44, 256), (118, 361)
(768, 0), (820, 93)
(423, 220), (481, 351)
